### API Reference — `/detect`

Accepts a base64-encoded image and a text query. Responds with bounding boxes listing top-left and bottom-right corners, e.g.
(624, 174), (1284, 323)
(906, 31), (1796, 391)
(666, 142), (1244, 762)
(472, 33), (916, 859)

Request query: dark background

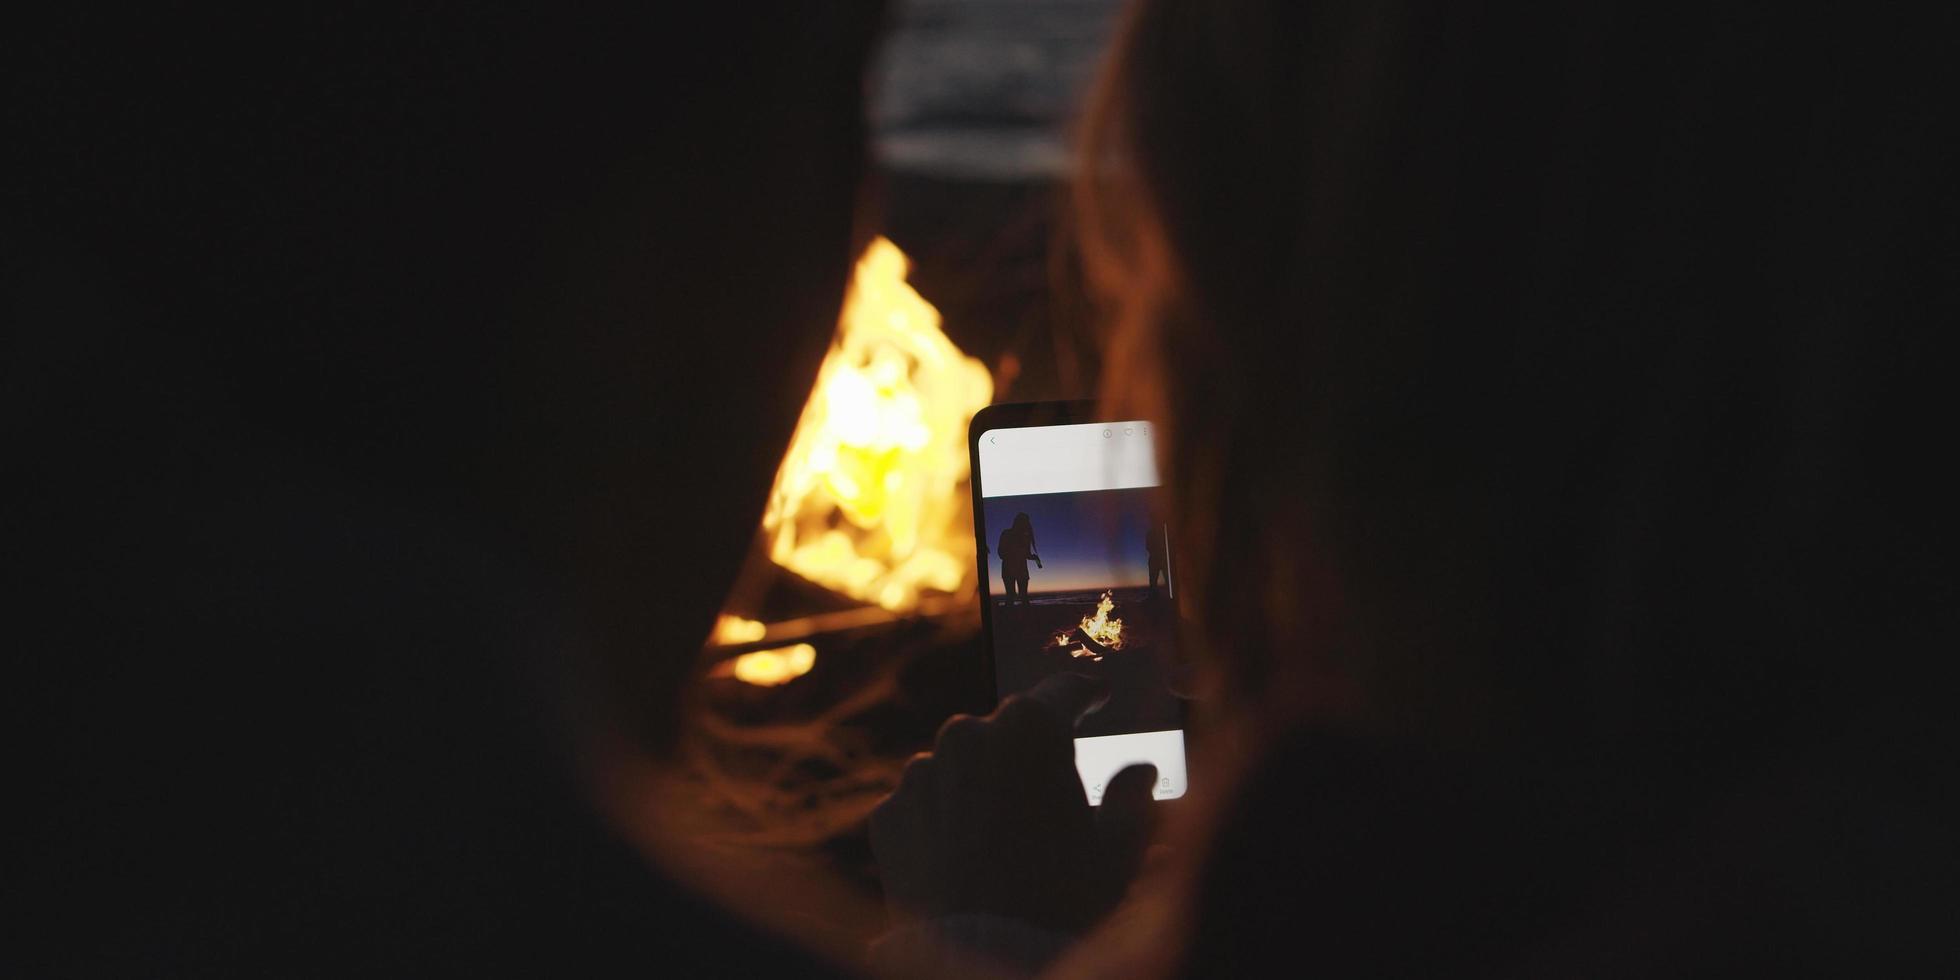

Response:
(872, 0), (1123, 405)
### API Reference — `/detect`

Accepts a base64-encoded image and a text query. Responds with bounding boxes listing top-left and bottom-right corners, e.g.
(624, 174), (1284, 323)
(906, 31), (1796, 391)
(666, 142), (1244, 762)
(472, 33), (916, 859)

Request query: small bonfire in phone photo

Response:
(1054, 590), (1125, 662)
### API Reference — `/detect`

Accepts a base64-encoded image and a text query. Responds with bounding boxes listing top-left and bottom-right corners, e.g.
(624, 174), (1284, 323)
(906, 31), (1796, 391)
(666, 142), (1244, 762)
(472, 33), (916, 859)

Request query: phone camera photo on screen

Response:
(969, 402), (1188, 805)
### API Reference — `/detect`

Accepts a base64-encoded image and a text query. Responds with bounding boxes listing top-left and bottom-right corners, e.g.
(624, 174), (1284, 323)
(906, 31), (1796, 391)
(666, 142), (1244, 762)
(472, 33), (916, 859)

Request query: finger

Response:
(1095, 763), (1159, 885)
(932, 713), (986, 762)
(1019, 671), (1111, 729)
(896, 751), (936, 795)
(879, 752), (940, 841)
(990, 695), (1084, 779)
(869, 800), (927, 921)
(868, 790), (904, 847)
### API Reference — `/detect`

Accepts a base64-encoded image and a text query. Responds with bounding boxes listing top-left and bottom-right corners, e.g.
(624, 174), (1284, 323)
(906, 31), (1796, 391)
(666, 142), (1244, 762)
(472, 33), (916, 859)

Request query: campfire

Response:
(762, 236), (992, 613)
(1054, 590), (1127, 662)
(711, 237), (993, 684)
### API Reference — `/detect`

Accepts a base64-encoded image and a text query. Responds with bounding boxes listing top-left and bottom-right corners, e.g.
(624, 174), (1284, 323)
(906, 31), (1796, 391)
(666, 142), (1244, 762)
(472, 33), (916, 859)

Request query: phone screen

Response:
(973, 417), (1188, 804)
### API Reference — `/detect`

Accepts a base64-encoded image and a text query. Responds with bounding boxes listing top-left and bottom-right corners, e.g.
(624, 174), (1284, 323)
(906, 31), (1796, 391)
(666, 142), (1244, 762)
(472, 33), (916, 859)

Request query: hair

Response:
(1075, 1), (1956, 767)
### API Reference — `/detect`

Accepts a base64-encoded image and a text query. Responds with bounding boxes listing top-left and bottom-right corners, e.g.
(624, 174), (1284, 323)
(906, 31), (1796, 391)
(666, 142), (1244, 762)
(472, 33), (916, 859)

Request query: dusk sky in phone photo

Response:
(981, 487), (1162, 596)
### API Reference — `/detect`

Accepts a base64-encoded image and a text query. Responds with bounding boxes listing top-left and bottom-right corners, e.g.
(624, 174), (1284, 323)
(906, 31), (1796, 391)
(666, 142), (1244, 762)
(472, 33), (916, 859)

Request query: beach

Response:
(988, 586), (1182, 739)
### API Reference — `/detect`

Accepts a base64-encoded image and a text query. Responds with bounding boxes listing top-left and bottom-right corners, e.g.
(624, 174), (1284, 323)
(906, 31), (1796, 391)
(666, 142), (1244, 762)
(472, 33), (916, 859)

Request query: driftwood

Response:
(1057, 626), (1120, 658)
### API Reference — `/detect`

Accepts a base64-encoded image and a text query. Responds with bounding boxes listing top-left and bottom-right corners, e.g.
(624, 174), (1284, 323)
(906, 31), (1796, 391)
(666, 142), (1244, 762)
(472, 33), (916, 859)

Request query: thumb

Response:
(1095, 763), (1159, 888)
(1024, 671), (1111, 728)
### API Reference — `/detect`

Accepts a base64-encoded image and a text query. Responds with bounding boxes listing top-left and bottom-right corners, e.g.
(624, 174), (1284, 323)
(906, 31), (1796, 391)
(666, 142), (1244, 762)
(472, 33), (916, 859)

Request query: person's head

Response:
(1014, 513), (1034, 532)
(1076, 1), (1953, 769)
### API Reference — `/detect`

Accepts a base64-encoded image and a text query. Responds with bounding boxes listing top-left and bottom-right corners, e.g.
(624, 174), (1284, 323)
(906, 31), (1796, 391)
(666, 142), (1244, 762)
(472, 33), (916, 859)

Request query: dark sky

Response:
(982, 487), (1162, 595)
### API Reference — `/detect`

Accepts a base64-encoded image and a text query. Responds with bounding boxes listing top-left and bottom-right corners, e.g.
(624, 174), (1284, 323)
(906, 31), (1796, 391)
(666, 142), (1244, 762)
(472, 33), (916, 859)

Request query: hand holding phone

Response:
(870, 673), (1158, 930)
(869, 403), (1190, 933)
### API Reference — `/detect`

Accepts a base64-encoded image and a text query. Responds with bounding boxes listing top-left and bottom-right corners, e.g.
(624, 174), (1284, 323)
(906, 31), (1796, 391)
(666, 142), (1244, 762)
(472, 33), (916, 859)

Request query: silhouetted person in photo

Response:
(1144, 524), (1167, 598)
(997, 513), (1042, 605)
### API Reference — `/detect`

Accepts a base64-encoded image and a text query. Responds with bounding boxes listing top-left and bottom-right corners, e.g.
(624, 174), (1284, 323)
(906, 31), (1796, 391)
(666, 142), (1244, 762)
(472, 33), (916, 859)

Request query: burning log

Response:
(1073, 628), (1120, 659)
(1048, 590), (1127, 662)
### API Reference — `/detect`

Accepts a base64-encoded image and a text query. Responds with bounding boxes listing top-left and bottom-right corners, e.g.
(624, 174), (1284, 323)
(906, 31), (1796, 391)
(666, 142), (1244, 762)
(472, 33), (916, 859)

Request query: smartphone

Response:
(968, 401), (1188, 804)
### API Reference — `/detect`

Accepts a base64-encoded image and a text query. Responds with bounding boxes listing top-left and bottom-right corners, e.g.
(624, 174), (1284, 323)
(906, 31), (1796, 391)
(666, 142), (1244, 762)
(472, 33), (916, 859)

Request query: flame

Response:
(1054, 631), (1075, 648)
(1070, 645), (1102, 662)
(761, 237), (993, 612)
(724, 643), (818, 687)
(1079, 591), (1125, 649)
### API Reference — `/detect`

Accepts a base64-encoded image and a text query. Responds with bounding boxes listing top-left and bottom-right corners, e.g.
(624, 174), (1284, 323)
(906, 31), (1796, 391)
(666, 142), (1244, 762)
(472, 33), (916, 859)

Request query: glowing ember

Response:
(711, 614), (767, 645)
(723, 643), (817, 687)
(1070, 645), (1102, 662)
(761, 237), (993, 612)
(1078, 591), (1125, 649)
